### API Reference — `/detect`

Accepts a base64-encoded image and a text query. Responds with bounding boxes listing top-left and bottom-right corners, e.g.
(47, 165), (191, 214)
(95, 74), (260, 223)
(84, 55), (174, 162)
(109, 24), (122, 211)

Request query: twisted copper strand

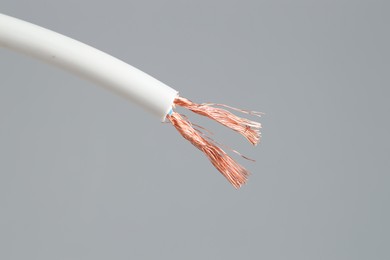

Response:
(167, 111), (249, 189)
(174, 96), (261, 145)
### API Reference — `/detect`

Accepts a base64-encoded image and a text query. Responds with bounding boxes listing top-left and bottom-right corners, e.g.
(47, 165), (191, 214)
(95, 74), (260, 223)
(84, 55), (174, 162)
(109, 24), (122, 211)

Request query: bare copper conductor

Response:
(167, 111), (249, 189)
(174, 96), (262, 145)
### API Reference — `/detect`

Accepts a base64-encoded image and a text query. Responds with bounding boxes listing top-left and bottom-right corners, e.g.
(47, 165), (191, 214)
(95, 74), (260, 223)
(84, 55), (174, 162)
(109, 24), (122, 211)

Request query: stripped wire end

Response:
(167, 111), (249, 189)
(167, 95), (262, 188)
(174, 96), (262, 146)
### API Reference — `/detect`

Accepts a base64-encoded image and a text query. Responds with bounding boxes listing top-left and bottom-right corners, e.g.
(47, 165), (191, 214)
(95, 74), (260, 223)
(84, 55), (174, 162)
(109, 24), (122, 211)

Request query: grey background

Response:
(0, 1), (389, 259)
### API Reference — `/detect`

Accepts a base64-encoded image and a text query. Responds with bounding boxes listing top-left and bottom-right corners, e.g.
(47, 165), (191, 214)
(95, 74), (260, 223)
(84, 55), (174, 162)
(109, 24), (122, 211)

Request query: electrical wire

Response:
(0, 13), (262, 189)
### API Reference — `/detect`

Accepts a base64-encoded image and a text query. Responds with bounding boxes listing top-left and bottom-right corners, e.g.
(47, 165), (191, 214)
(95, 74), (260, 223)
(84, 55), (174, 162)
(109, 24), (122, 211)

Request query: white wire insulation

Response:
(0, 13), (178, 121)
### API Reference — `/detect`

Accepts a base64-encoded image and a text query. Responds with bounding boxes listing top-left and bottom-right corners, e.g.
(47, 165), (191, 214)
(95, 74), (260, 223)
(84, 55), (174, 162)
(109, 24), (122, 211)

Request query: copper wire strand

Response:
(203, 103), (264, 117)
(167, 111), (249, 189)
(174, 96), (262, 146)
(175, 113), (254, 161)
(192, 124), (255, 162)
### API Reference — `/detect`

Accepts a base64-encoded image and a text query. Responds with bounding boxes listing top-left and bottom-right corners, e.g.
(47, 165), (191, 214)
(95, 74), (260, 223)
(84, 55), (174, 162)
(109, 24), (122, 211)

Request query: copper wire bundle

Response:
(167, 96), (262, 189)
(167, 111), (249, 188)
(174, 96), (262, 145)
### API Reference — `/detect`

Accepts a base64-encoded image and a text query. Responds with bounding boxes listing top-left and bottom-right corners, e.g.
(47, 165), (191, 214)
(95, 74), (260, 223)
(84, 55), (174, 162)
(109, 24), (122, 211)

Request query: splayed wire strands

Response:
(174, 96), (262, 146)
(167, 111), (250, 189)
(168, 95), (262, 188)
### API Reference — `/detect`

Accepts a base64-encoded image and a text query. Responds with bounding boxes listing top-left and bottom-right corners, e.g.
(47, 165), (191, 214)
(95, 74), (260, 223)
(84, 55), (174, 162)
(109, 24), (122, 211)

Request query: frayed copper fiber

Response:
(174, 96), (262, 145)
(167, 111), (249, 189)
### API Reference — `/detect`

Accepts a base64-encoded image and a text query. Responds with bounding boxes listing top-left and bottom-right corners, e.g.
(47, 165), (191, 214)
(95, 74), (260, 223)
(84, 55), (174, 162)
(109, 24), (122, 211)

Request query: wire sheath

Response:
(0, 13), (177, 121)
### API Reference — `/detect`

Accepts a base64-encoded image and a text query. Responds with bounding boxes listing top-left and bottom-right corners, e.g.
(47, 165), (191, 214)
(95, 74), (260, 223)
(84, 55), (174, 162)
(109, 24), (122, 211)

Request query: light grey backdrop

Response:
(0, 1), (389, 259)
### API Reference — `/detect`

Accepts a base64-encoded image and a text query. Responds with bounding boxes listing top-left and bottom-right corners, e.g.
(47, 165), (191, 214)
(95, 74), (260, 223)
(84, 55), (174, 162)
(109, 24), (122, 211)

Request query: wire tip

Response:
(167, 95), (262, 188)
(174, 97), (262, 146)
(167, 111), (249, 188)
